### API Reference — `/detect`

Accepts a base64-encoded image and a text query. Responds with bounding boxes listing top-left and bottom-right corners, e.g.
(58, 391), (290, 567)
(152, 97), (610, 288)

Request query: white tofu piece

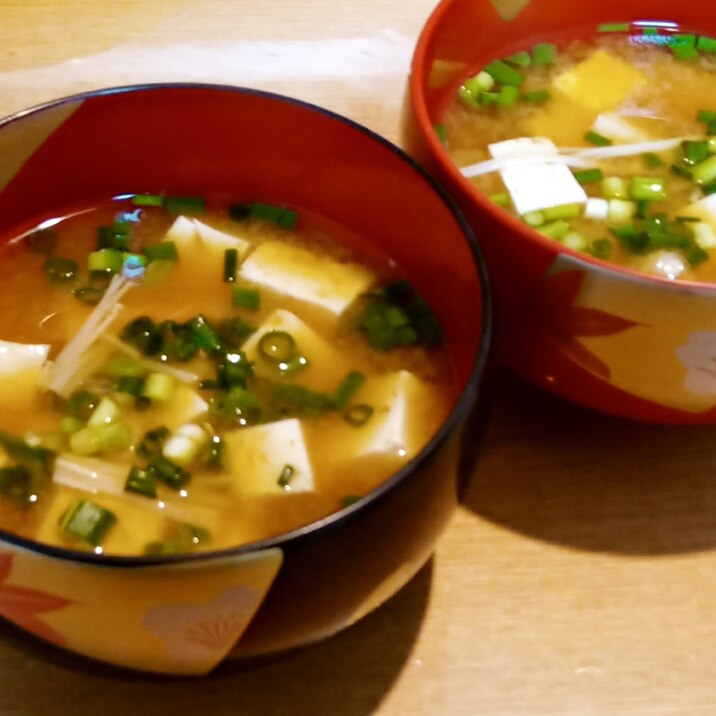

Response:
(241, 308), (344, 391)
(488, 137), (587, 216)
(193, 219), (251, 258)
(238, 240), (375, 317)
(147, 384), (208, 431)
(591, 113), (653, 144)
(327, 371), (436, 462)
(585, 197), (609, 220)
(164, 215), (199, 249)
(680, 194), (716, 229)
(223, 418), (314, 494)
(0, 340), (50, 409)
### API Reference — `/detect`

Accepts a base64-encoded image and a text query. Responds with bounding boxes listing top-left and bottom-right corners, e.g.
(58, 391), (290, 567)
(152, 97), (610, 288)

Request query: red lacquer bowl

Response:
(0, 84), (491, 673)
(406, 0), (716, 423)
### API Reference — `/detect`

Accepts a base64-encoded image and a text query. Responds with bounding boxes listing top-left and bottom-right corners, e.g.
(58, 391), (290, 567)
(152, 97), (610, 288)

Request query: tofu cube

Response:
(164, 215), (199, 249)
(680, 194), (716, 228)
(241, 308), (345, 391)
(238, 240), (375, 317)
(488, 137), (587, 215)
(223, 418), (314, 494)
(0, 340), (50, 410)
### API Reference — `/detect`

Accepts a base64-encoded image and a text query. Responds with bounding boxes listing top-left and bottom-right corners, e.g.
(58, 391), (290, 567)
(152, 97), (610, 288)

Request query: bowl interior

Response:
(0, 84), (486, 389)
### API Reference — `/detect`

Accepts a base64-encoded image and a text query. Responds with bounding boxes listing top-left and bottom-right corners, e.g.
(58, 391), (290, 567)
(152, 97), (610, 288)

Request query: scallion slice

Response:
(332, 371), (366, 411)
(44, 257), (79, 284)
(483, 59), (525, 87)
(573, 168), (603, 184)
(125, 466), (157, 498)
(131, 194), (164, 207)
(257, 330), (296, 363)
(249, 203), (298, 229)
(59, 499), (116, 545)
(148, 455), (190, 489)
(344, 404), (374, 427)
(532, 42), (557, 65)
(165, 196), (205, 215)
(584, 131), (612, 147)
(223, 248), (238, 283)
(145, 241), (179, 263)
(277, 464), (295, 490)
(232, 286), (261, 311)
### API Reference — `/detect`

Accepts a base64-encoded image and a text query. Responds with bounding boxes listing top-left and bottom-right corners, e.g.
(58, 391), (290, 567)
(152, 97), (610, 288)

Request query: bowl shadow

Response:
(0, 558), (432, 716)
(462, 365), (716, 556)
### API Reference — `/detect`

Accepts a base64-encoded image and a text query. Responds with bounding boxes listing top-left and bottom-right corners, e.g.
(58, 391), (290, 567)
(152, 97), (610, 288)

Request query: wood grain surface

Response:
(1, 2), (715, 714)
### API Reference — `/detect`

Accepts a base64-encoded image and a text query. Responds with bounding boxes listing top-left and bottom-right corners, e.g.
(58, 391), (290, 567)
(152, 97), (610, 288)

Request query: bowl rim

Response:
(0, 82), (493, 567)
(408, 0), (716, 295)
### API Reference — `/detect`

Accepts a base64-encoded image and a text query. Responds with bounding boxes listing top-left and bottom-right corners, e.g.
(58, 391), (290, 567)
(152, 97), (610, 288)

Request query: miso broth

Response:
(0, 196), (453, 555)
(442, 24), (716, 282)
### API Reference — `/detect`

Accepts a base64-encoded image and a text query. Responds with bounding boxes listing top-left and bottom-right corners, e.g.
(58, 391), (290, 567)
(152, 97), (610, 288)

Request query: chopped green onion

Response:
(145, 241), (179, 263)
(495, 85), (519, 109)
(187, 315), (223, 353)
(631, 177), (666, 202)
(223, 248), (238, 283)
(136, 426), (170, 460)
(125, 466), (157, 498)
(227, 203), (251, 222)
(116, 375), (145, 396)
(159, 320), (198, 362)
(671, 163), (693, 179)
(608, 199), (637, 224)
(691, 155), (716, 185)
(537, 220), (570, 240)
(96, 422), (132, 452)
(277, 464), (295, 490)
(44, 257), (79, 284)
(522, 89), (551, 103)
(522, 210), (545, 227)
(232, 286), (261, 310)
(590, 238), (613, 259)
(68, 390), (100, 421)
(72, 286), (105, 306)
(573, 168), (603, 184)
(217, 352), (253, 388)
(542, 203), (581, 221)
(257, 330), (296, 363)
(478, 91), (499, 106)
(598, 22), (630, 32)
(87, 396), (120, 427)
(672, 45), (698, 61)
(121, 316), (161, 355)
(280, 354), (309, 376)
(642, 152), (664, 168)
(561, 231), (588, 251)
(682, 140), (710, 166)
(87, 248), (123, 274)
(602, 176), (629, 199)
(271, 383), (334, 415)
(148, 455), (190, 489)
(68, 427), (101, 456)
(434, 124), (447, 145)
(131, 194), (164, 207)
(58, 416), (84, 435)
(27, 229), (57, 255)
(585, 131), (612, 147)
(203, 434), (223, 470)
(0, 465), (35, 502)
(686, 245), (709, 266)
(332, 371), (366, 411)
(249, 203), (298, 229)
(697, 109), (716, 125)
(218, 316), (255, 347)
(490, 192), (511, 207)
(165, 196), (205, 215)
(610, 225), (649, 253)
(209, 386), (259, 422)
(145, 524), (211, 555)
(483, 59), (525, 86)
(505, 50), (531, 67)
(697, 35), (716, 53)
(344, 404), (374, 427)
(60, 499), (116, 545)
(141, 372), (175, 403)
(532, 42), (557, 65)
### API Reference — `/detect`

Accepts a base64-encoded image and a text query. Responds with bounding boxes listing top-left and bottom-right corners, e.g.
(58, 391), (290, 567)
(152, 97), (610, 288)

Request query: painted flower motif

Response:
(519, 269), (641, 380)
(143, 585), (261, 664)
(675, 331), (716, 396)
(0, 552), (72, 647)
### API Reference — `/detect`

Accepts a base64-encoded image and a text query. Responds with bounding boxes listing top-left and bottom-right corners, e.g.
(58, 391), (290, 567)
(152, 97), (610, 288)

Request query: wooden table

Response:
(2, 2), (716, 714)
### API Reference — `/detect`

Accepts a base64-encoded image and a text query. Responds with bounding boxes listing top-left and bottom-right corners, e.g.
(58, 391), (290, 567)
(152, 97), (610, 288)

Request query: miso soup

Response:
(0, 196), (453, 556)
(442, 23), (716, 282)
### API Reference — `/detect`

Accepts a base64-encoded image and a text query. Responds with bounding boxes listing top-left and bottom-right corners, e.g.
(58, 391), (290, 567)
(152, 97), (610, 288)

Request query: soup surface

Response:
(0, 196), (453, 555)
(442, 24), (716, 282)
